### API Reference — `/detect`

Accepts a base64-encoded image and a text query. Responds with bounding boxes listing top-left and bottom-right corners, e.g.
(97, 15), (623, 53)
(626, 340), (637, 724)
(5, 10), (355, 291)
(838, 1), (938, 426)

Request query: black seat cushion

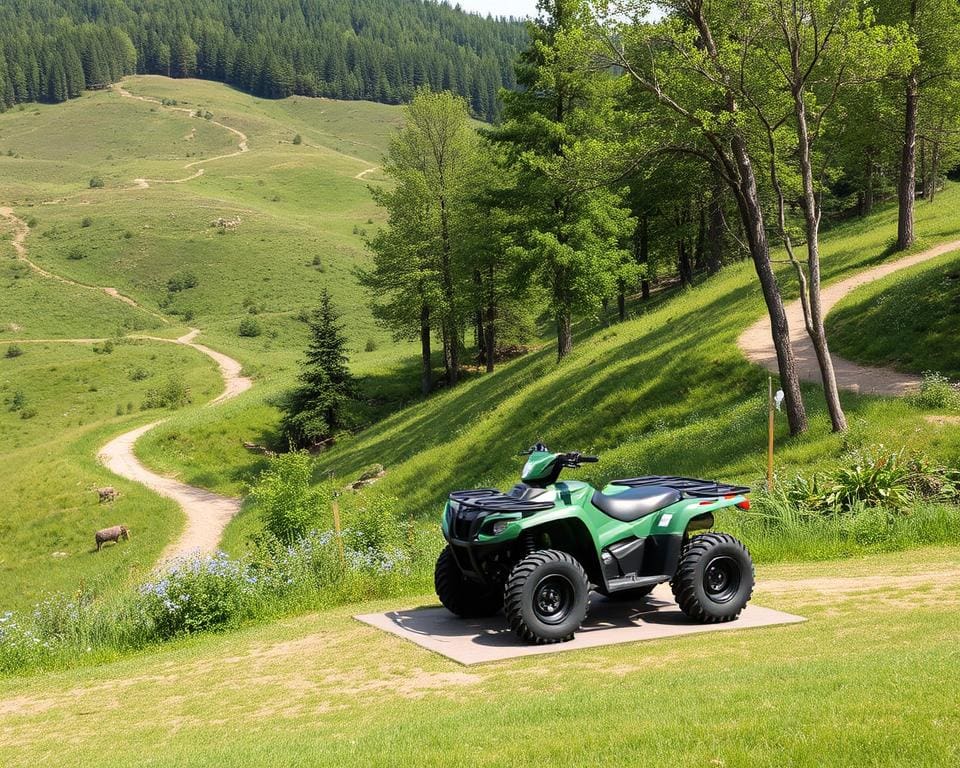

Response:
(591, 485), (682, 522)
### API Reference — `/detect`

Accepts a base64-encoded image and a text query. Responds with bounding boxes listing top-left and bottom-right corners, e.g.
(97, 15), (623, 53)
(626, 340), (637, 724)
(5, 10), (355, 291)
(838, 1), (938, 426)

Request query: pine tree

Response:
(280, 290), (355, 449)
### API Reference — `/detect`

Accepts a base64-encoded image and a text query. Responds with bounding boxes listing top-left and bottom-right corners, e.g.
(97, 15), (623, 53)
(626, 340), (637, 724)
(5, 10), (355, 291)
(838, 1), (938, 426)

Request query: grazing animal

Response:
(95, 525), (130, 551)
(97, 487), (118, 504)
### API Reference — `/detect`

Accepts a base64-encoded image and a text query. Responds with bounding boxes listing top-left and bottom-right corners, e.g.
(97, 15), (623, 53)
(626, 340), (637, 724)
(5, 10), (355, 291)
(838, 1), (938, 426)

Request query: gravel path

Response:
(738, 239), (960, 396)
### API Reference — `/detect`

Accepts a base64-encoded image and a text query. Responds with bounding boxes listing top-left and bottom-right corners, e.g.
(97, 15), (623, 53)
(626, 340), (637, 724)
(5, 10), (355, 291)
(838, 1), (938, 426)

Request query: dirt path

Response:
(98, 329), (253, 561)
(114, 83), (249, 188)
(355, 165), (379, 180)
(738, 240), (960, 395)
(0, 206), (168, 323)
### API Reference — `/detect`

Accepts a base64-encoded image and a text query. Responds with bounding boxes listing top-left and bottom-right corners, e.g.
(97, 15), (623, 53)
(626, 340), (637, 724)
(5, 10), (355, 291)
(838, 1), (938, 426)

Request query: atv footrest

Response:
(610, 475), (750, 498)
(606, 574), (671, 592)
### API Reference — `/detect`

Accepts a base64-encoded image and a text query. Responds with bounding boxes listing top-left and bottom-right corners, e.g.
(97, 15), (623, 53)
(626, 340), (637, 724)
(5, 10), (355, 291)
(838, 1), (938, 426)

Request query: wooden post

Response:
(331, 495), (345, 565)
(767, 376), (775, 491)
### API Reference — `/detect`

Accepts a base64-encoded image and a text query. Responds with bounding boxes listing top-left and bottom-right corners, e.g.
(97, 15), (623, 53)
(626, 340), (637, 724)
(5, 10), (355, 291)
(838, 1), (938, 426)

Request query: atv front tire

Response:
(671, 533), (754, 622)
(435, 546), (503, 618)
(504, 549), (590, 644)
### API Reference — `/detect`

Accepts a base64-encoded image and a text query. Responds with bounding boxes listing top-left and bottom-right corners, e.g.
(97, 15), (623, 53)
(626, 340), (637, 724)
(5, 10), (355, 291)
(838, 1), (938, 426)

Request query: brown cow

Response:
(95, 525), (130, 551)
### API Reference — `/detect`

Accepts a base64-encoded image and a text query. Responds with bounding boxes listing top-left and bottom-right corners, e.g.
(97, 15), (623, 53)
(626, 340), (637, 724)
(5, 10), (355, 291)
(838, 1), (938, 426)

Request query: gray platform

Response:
(355, 585), (806, 665)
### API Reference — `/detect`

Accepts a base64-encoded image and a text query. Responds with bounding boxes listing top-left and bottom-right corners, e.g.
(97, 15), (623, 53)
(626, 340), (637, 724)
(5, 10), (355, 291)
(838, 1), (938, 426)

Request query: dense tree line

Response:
(0, 0), (527, 119)
(363, 0), (960, 435)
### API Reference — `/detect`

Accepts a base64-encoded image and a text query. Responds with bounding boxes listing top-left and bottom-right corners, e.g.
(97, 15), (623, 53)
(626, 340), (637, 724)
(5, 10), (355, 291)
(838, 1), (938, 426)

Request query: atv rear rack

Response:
(449, 488), (555, 513)
(610, 475), (750, 499)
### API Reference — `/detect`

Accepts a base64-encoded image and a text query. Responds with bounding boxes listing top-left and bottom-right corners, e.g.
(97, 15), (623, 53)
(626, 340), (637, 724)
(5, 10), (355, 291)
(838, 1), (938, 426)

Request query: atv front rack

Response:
(610, 475), (750, 498)
(448, 488), (555, 513)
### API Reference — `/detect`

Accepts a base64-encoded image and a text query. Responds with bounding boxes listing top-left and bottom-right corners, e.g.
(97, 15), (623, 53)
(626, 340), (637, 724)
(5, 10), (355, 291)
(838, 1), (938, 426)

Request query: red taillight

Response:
(736, 499), (751, 510)
(699, 500), (714, 506)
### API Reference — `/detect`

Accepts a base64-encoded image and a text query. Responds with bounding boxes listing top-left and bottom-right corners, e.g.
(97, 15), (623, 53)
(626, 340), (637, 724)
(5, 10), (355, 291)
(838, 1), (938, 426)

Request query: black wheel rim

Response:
(532, 574), (575, 625)
(703, 556), (741, 603)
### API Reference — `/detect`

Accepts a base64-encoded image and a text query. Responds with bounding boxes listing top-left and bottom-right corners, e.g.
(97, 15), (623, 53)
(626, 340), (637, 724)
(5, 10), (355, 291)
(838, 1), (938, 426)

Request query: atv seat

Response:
(591, 485), (682, 522)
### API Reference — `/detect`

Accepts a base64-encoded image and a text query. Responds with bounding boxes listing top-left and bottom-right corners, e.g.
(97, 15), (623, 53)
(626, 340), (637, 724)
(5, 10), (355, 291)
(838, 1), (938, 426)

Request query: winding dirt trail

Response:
(738, 239), (960, 396)
(98, 330), (253, 561)
(114, 83), (249, 188)
(0, 207), (166, 321)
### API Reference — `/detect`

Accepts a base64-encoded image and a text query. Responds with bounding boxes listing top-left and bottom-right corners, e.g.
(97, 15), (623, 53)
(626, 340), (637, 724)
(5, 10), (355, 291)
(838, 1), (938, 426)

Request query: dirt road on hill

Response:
(738, 239), (960, 396)
(0, 206), (168, 322)
(98, 329), (253, 561)
(114, 82), (250, 188)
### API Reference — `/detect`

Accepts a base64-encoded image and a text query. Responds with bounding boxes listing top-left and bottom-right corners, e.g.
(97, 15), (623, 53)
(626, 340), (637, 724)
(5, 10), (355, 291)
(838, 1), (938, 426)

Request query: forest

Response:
(354, 0), (960, 446)
(0, 0), (526, 119)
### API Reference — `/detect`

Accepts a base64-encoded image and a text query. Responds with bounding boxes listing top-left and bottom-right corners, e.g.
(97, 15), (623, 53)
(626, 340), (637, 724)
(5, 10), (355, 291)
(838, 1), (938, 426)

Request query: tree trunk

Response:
(897, 71), (919, 251)
(637, 214), (650, 300)
(793, 89), (847, 432)
(438, 194), (459, 385)
(617, 287), (626, 322)
(731, 135), (807, 435)
(557, 310), (572, 358)
(862, 150), (874, 216)
(677, 207), (693, 286)
(707, 179), (724, 273)
(929, 137), (941, 204)
(420, 304), (432, 396)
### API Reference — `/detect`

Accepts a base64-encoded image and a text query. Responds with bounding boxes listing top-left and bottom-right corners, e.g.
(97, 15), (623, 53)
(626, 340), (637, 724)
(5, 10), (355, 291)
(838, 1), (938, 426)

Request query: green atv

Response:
(435, 444), (755, 644)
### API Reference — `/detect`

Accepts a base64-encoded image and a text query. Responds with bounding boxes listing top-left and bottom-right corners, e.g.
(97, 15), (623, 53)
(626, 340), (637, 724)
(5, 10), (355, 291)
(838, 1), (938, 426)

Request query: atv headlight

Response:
(491, 520), (509, 536)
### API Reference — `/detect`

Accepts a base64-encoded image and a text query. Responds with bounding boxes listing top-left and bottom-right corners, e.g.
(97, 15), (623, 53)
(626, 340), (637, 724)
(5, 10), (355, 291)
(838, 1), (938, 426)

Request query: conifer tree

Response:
(280, 290), (355, 449)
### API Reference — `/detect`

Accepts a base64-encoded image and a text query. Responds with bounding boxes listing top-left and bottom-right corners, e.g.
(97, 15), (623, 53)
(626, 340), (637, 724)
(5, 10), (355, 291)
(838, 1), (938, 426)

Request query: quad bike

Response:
(435, 443), (755, 644)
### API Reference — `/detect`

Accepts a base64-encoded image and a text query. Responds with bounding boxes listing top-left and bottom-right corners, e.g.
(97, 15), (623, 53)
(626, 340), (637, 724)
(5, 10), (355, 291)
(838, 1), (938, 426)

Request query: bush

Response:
(80, 216), (93, 228)
(138, 552), (252, 639)
(4, 344), (23, 359)
(26, 216), (38, 228)
(123, 230), (134, 240)
(88, 177), (104, 189)
(128, 367), (150, 382)
(292, 133), (302, 145)
(364, 338), (377, 352)
(910, 371), (960, 410)
(238, 317), (262, 337)
(66, 246), (86, 260)
(92, 339), (114, 354)
(250, 452), (331, 543)
(167, 271), (198, 293)
(19, 406), (37, 420)
(9, 390), (26, 412)
(141, 377), (191, 410)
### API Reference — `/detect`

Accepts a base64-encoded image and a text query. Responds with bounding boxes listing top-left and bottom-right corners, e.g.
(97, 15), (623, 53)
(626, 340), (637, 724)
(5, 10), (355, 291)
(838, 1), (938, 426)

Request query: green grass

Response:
(1, 546), (957, 767)
(826, 248), (960, 379)
(0, 341), (222, 611)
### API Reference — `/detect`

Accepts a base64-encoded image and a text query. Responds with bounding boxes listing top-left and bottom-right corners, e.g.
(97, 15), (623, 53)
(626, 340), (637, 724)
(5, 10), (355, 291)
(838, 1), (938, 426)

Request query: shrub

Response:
(138, 552), (252, 639)
(92, 339), (114, 354)
(167, 271), (198, 293)
(364, 338), (377, 352)
(80, 216), (93, 228)
(9, 390), (26, 412)
(123, 230), (134, 240)
(89, 177), (104, 189)
(292, 133), (302, 145)
(141, 377), (191, 410)
(66, 246), (86, 260)
(909, 371), (960, 410)
(4, 344), (23, 359)
(249, 452), (331, 543)
(20, 406), (37, 420)
(26, 216), (38, 228)
(238, 317), (262, 337)
(128, 366), (150, 382)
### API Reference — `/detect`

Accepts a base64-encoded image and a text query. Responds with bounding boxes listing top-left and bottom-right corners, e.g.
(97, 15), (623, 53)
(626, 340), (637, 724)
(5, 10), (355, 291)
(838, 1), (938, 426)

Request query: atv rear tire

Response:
(435, 546), (503, 618)
(504, 549), (590, 644)
(671, 533), (754, 623)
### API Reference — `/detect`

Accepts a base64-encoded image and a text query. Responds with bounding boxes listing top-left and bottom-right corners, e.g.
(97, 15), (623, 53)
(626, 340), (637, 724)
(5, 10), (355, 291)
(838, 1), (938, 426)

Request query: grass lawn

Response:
(826, 248), (960, 380)
(1, 546), (957, 767)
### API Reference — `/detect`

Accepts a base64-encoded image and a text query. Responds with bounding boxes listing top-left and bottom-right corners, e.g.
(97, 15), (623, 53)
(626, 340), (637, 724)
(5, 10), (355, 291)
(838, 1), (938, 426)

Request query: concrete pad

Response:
(355, 585), (805, 665)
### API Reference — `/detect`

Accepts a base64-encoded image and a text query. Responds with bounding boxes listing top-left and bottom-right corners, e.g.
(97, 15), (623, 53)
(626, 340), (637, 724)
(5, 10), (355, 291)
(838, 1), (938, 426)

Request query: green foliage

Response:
(249, 452), (330, 543)
(66, 246), (86, 260)
(910, 372), (960, 410)
(237, 317), (261, 337)
(364, 338), (377, 352)
(292, 133), (302, 145)
(779, 447), (959, 514)
(88, 177), (104, 188)
(280, 290), (355, 448)
(80, 216), (93, 228)
(8, 389), (27, 411)
(166, 270), (198, 293)
(141, 376), (191, 410)
(4, 344), (23, 359)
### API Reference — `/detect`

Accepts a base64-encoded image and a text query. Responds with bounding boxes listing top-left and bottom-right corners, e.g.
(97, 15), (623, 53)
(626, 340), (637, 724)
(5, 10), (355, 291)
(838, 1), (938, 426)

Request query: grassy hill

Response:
(827, 249), (960, 379)
(0, 76), (414, 609)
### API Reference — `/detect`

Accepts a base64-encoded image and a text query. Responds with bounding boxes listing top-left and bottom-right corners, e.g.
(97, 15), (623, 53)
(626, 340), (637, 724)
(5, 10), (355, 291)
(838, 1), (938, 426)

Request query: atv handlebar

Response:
(519, 444), (599, 466)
